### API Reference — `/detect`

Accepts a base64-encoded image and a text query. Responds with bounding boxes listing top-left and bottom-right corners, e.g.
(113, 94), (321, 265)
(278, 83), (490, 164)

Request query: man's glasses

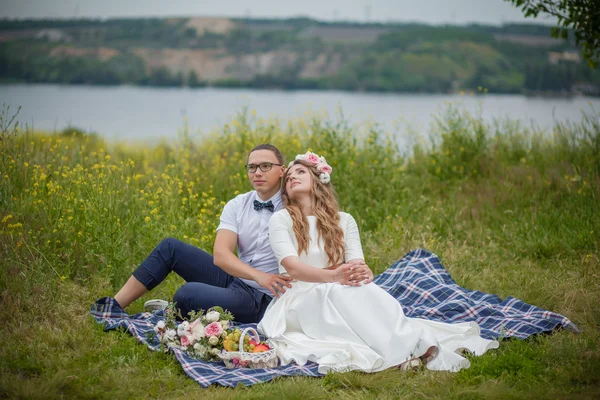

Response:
(245, 162), (283, 173)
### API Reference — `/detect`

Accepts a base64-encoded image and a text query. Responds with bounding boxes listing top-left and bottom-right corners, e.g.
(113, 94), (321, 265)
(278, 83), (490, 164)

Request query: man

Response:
(113, 144), (293, 323)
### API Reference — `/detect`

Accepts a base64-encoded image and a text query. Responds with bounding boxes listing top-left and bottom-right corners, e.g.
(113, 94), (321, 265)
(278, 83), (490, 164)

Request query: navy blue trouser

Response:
(132, 237), (272, 323)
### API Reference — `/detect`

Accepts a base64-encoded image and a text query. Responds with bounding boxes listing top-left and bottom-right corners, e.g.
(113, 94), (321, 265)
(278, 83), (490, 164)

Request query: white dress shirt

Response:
(216, 190), (283, 295)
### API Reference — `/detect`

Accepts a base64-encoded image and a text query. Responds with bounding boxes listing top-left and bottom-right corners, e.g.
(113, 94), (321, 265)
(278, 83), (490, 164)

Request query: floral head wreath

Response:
(288, 151), (333, 184)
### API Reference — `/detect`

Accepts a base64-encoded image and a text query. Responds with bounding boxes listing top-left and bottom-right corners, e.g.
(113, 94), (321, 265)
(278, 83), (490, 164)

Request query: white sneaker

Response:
(144, 299), (169, 312)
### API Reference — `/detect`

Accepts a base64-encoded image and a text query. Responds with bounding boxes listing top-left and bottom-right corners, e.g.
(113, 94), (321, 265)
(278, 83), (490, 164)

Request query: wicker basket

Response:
(218, 327), (279, 369)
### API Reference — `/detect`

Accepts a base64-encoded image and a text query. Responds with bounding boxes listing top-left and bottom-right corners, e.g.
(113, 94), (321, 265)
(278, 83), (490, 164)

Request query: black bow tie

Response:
(254, 199), (275, 212)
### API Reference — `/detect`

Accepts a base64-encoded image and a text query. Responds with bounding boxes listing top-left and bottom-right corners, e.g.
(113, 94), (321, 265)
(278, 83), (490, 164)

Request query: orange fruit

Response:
(252, 344), (270, 353)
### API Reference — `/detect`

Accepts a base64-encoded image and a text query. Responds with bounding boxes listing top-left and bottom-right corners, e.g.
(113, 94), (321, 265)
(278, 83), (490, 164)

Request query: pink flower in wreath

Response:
(320, 164), (332, 174)
(204, 321), (223, 337)
(305, 152), (319, 165)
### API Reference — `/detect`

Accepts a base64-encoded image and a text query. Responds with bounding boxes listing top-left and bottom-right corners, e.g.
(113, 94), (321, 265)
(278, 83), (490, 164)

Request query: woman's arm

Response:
(280, 256), (357, 285)
(341, 213), (374, 283)
(269, 212), (358, 286)
(323, 259), (373, 283)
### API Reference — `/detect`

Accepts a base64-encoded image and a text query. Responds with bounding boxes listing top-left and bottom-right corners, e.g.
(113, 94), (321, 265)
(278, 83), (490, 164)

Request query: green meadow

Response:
(1, 103), (598, 399)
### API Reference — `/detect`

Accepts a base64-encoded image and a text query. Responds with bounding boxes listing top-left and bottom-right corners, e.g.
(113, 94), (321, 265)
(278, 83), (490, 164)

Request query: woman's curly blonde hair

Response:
(282, 159), (344, 267)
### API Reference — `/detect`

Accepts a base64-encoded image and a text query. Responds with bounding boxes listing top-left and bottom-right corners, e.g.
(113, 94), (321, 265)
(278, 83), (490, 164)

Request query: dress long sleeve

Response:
(343, 213), (364, 262)
(268, 211), (298, 271)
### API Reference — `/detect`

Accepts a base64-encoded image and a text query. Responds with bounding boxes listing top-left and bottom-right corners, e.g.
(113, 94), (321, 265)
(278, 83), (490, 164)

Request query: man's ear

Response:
(280, 166), (286, 178)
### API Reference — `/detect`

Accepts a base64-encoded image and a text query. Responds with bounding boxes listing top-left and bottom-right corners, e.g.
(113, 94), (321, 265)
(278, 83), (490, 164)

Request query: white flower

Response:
(193, 343), (206, 355)
(205, 310), (220, 323)
(220, 320), (229, 328)
(208, 336), (219, 346)
(177, 321), (190, 337)
(180, 321), (190, 330)
(166, 329), (177, 340)
(319, 172), (330, 184)
(192, 324), (205, 340)
(156, 320), (166, 330)
(211, 348), (221, 356)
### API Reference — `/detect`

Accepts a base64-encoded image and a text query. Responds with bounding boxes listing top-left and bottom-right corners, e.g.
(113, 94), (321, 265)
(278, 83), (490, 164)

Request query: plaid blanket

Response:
(91, 248), (579, 387)
(375, 248), (580, 340)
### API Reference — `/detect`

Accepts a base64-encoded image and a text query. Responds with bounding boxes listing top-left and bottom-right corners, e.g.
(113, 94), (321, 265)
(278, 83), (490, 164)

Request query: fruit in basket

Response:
(252, 343), (270, 353)
(223, 340), (234, 352)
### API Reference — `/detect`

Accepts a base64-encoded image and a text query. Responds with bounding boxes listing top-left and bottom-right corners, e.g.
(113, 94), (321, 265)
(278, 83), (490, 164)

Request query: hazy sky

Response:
(0, 0), (556, 25)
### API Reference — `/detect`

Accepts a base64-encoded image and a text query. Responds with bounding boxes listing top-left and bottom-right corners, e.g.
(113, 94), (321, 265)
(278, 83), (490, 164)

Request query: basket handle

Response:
(239, 327), (260, 352)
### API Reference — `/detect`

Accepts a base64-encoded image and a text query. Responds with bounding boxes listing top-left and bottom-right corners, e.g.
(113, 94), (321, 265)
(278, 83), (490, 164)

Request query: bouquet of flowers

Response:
(153, 304), (235, 361)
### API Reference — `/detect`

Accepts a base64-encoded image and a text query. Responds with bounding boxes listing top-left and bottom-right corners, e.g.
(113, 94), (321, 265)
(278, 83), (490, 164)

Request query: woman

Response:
(257, 151), (499, 373)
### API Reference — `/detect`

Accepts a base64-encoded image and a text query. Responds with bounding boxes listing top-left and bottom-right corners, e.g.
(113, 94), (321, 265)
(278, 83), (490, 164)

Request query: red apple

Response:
(252, 344), (270, 353)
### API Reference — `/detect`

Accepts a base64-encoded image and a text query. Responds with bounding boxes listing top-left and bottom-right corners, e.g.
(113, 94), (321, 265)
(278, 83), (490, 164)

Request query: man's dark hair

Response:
(248, 144), (285, 164)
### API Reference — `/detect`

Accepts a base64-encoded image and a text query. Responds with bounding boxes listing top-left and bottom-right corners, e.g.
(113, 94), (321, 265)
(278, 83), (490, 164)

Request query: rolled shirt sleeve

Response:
(216, 197), (239, 233)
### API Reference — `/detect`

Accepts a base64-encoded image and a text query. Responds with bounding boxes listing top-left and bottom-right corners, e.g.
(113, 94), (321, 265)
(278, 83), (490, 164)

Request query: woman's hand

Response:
(331, 264), (361, 286)
(347, 260), (374, 284)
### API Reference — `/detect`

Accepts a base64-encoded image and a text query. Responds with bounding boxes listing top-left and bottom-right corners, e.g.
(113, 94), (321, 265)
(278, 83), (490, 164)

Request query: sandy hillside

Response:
(184, 17), (237, 35)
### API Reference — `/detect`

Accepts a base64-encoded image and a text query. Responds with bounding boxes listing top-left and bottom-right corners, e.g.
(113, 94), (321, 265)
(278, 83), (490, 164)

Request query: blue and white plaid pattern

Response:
(91, 248), (579, 387)
(374, 249), (579, 339)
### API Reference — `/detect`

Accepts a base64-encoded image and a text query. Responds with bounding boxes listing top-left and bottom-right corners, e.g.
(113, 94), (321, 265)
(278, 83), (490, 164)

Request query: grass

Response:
(0, 104), (599, 399)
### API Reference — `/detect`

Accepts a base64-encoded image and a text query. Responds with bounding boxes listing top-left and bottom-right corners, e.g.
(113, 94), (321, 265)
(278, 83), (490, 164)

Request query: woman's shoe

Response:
(399, 358), (422, 371)
(144, 299), (169, 312)
(454, 347), (473, 356)
(419, 346), (439, 365)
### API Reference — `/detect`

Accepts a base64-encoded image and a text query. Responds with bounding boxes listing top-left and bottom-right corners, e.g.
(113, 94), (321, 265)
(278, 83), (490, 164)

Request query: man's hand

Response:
(255, 272), (293, 298)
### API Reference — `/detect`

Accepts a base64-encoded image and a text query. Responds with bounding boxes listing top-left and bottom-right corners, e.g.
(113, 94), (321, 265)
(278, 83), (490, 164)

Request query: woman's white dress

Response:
(257, 210), (499, 374)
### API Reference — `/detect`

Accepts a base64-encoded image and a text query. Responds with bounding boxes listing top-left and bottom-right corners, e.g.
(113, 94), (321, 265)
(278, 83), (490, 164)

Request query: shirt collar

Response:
(254, 190), (282, 205)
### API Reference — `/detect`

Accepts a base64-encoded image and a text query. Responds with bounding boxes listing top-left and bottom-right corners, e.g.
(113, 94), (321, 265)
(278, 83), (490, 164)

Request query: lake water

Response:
(1, 84), (598, 145)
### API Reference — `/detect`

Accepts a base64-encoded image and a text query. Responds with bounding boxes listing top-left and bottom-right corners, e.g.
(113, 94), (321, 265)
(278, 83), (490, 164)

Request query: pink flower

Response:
(180, 334), (193, 347)
(204, 321), (223, 337)
(190, 319), (202, 330)
(320, 164), (332, 174)
(305, 152), (319, 165)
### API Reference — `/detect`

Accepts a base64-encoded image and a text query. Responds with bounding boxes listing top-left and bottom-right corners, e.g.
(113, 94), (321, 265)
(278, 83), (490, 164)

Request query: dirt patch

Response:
(132, 45), (344, 81)
(133, 48), (303, 80)
(184, 17), (237, 36)
(133, 48), (234, 79)
(49, 46), (119, 61)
